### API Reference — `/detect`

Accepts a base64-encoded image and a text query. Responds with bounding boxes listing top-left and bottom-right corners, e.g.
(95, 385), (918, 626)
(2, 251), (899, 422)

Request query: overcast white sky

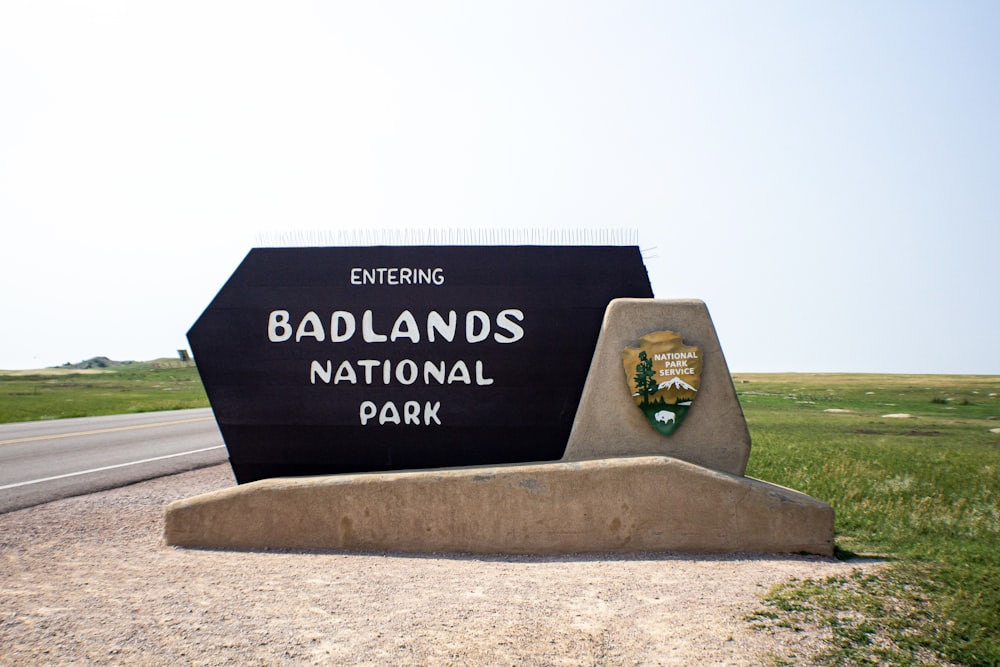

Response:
(1, 1), (998, 373)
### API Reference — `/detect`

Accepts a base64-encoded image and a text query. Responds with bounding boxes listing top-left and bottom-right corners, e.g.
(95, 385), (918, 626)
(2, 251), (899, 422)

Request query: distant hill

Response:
(56, 356), (136, 370)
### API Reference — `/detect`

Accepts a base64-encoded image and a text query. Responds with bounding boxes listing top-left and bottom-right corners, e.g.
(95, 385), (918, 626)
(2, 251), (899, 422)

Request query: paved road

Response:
(0, 408), (228, 513)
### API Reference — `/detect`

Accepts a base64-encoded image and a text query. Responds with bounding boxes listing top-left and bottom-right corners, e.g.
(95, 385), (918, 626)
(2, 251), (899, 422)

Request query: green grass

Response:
(0, 359), (209, 423)
(737, 373), (1000, 666)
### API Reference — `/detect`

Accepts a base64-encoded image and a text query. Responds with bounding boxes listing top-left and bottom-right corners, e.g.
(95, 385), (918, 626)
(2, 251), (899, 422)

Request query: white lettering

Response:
(334, 360), (357, 384)
(494, 309), (525, 343)
(310, 360), (332, 384)
(295, 311), (325, 342)
(447, 360), (472, 384)
(312, 359), (494, 385)
(359, 400), (442, 426)
(270, 308), (524, 345)
(427, 310), (457, 342)
(359, 401), (377, 425)
(389, 310), (421, 343)
(654, 352), (699, 361)
(357, 359), (379, 383)
(349, 267), (446, 285)
(466, 311), (490, 343)
(361, 310), (387, 342)
(329, 312), (356, 342)
(403, 400), (420, 424)
(475, 360), (494, 386)
(396, 359), (418, 384)
(268, 310), (293, 342)
(379, 401), (400, 425)
(424, 360), (446, 384)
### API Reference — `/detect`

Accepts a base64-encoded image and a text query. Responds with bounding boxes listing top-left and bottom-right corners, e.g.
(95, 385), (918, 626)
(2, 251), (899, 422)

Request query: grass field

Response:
(2, 366), (997, 664)
(736, 373), (1000, 666)
(0, 359), (209, 423)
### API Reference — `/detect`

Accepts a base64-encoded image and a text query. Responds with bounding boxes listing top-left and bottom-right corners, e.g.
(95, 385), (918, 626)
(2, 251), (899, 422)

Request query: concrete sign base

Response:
(165, 298), (835, 556)
(564, 298), (752, 476)
(164, 456), (833, 556)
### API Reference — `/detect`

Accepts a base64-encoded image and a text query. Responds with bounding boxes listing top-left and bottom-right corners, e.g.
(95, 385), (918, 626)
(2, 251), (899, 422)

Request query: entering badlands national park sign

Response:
(188, 245), (653, 483)
(623, 331), (702, 437)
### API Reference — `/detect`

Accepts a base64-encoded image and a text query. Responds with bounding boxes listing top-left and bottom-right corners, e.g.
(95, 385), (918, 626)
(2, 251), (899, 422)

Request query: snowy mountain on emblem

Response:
(657, 376), (698, 392)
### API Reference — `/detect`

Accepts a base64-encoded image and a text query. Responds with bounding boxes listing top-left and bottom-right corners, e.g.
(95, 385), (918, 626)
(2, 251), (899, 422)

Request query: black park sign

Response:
(188, 245), (653, 483)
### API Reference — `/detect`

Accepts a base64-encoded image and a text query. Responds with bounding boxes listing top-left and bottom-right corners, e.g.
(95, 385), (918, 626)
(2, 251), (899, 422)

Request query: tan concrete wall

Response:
(165, 456), (834, 556)
(165, 298), (836, 557)
(563, 299), (751, 476)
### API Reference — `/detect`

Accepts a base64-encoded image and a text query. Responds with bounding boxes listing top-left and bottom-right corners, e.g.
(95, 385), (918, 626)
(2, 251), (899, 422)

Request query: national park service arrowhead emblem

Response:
(623, 331), (702, 436)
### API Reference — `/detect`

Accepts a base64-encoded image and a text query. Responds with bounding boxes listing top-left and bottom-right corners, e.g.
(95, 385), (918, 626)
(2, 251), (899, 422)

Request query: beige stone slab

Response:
(563, 299), (751, 476)
(164, 456), (834, 556)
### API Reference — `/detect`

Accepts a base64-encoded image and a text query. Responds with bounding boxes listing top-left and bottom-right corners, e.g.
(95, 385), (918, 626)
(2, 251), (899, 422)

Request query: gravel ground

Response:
(1, 465), (863, 666)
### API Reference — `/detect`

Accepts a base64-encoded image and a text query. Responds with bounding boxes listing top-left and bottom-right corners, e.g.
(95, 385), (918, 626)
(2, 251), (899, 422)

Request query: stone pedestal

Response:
(165, 298), (835, 556)
(165, 456), (833, 555)
(563, 298), (751, 475)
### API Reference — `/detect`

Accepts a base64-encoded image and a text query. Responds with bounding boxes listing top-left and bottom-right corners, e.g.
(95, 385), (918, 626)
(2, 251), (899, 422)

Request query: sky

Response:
(1, 1), (998, 374)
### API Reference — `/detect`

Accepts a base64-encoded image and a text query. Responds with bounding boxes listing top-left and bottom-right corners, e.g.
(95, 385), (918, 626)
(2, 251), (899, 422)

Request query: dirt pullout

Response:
(1, 465), (861, 665)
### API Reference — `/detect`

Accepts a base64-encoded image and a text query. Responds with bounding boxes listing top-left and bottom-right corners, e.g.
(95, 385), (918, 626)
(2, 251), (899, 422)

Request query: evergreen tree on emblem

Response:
(633, 350), (658, 407)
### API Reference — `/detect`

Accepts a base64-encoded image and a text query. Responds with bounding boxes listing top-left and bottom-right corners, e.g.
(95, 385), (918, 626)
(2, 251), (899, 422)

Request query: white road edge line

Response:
(0, 445), (226, 491)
